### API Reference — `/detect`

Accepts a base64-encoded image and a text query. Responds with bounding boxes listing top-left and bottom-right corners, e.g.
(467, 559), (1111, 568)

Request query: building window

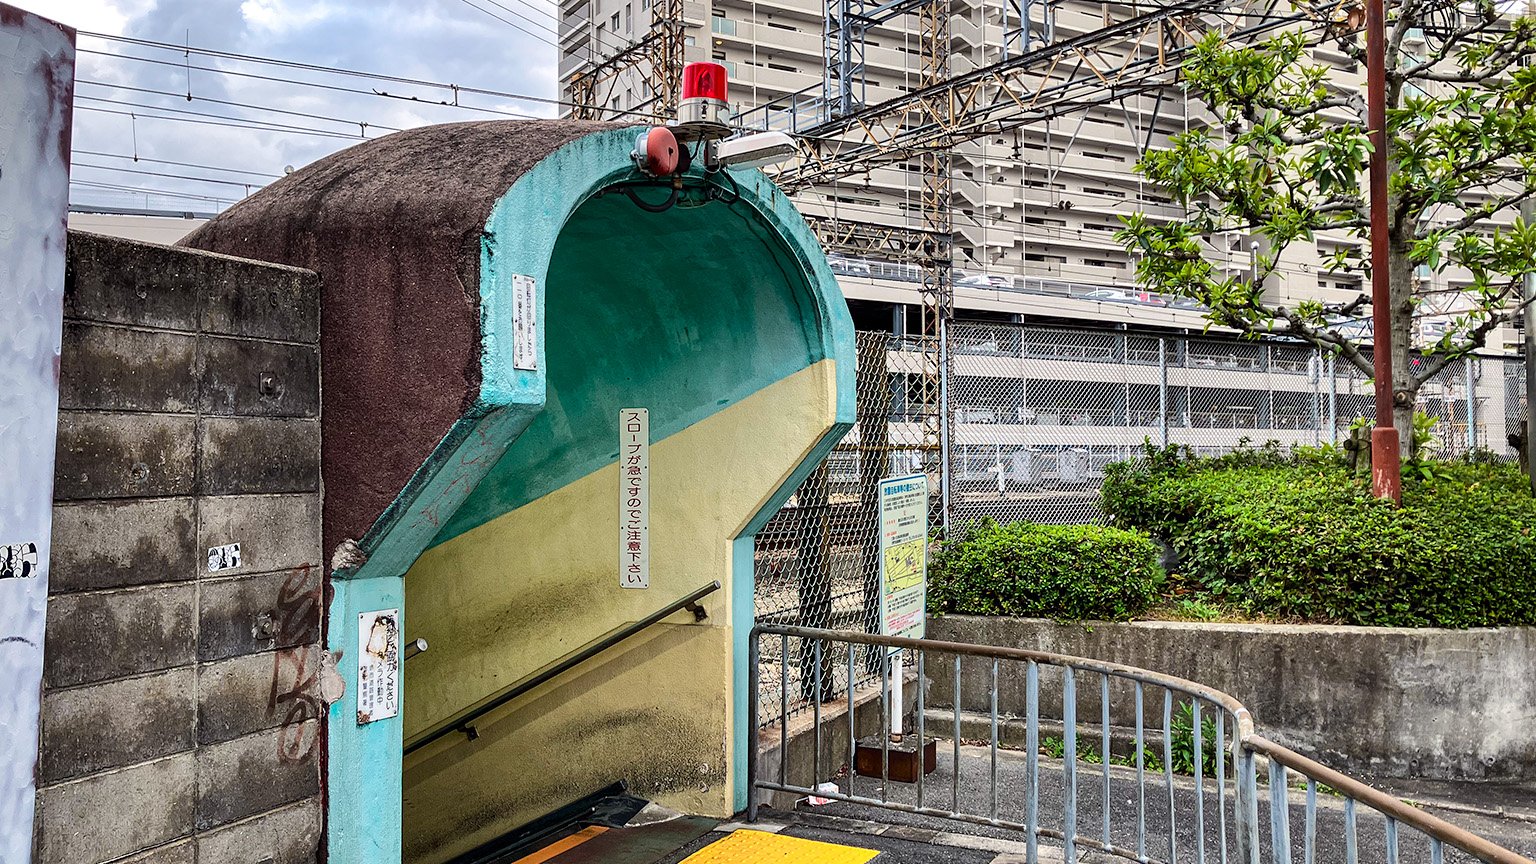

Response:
(611, 11), (620, 29)
(625, 3), (632, 31)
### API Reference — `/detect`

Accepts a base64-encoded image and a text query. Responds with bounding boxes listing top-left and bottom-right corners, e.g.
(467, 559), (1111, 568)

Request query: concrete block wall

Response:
(35, 231), (326, 864)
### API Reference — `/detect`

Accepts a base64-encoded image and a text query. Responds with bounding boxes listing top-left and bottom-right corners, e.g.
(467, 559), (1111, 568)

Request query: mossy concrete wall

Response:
(928, 615), (1536, 782)
(37, 232), (325, 863)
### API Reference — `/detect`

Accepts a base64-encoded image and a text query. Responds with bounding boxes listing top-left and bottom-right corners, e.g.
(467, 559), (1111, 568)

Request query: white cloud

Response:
(18, 0), (154, 34)
(48, 0), (560, 214)
(239, 0), (337, 34)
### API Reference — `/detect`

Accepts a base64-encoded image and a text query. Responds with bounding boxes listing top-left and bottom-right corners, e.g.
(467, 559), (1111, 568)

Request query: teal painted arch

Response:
(327, 125), (855, 863)
(443, 129), (857, 544)
(347, 128), (856, 583)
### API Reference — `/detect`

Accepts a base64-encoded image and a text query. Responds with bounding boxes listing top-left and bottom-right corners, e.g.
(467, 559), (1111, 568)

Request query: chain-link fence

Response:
(949, 321), (1529, 525)
(754, 323), (1531, 726)
(753, 331), (933, 726)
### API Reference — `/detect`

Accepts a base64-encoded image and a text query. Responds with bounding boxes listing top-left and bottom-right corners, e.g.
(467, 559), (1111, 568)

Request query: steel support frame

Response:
(770, 0), (1336, 192)
(568, 0), (685, 121)
(916, 0), (952, 524)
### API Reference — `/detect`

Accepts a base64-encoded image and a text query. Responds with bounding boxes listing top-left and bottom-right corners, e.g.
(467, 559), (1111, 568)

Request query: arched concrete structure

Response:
(183, 121), (854, 863)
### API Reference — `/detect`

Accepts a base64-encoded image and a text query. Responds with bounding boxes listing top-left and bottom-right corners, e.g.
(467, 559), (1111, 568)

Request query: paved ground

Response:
(741, 743), (1536, 863)
(537, 741), (1533, 863)
(656, 821), (1009, 864)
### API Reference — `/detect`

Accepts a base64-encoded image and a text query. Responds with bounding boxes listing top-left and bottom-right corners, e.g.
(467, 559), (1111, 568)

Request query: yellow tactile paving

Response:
(507, 825), (608, 864)
(680, 830), (880, 864)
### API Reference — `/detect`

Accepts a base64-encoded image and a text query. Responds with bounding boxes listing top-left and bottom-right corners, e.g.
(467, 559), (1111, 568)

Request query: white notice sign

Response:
(356, 609), (400, 724)
(878, 474), (928, 643)
(619, 408), (649, 589)
(511, 274), (538, 371)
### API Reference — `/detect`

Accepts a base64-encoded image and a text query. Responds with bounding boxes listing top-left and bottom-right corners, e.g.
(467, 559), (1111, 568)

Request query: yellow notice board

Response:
(878, 474), (928, 642)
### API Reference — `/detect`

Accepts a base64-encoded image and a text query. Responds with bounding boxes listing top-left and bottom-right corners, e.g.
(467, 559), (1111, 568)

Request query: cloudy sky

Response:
(20, 0), (559, 214)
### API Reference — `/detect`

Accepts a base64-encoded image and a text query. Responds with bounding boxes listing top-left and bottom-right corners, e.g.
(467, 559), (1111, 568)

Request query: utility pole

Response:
(1524, 200), (1536, 493)
(1366, 0), (1402, 502)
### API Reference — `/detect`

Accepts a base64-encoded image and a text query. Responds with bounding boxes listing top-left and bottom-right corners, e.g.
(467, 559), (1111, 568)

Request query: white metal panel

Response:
(0, 6), (73, 859)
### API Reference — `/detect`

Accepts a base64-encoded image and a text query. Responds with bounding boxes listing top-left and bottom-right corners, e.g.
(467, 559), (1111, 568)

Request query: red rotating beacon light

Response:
(674, 61), (732, 142)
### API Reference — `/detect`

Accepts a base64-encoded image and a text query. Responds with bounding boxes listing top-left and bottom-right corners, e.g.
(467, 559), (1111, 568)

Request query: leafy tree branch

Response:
(1119, 3), (1536, 453)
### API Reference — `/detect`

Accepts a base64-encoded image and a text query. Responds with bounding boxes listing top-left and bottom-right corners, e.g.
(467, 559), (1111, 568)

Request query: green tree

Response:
(1118, 4), (1536, 451)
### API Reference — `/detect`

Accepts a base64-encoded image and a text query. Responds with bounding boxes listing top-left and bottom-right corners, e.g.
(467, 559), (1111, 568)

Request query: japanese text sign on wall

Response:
(356, 609), (399, 725)
(619, 408), (649, 589)
(511, 274), (538, 371)
(878, 474), (928, 645)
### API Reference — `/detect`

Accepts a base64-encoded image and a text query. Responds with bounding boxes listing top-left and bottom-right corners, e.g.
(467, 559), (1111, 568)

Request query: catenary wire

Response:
(72, 149), (283, 179)
(76, 80), (406, 134)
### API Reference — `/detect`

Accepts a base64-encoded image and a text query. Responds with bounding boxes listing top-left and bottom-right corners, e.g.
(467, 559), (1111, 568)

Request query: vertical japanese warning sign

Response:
(356, 609), (399, 724)
(511, 273), (538, 371)
(619, 408), (649, 589)
(878, 474), (928, 643)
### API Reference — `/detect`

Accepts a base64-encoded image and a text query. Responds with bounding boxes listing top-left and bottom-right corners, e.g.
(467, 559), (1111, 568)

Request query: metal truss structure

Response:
(770, 0), (1342, 193)
(568, 0), (686, 121)
(785, 0), (1341, 518)
(914, 0), (952, 503)
(569, 0), (1344, 520)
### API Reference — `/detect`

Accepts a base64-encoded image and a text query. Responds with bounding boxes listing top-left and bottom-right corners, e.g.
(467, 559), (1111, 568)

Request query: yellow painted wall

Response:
(401, 360), (840, 863)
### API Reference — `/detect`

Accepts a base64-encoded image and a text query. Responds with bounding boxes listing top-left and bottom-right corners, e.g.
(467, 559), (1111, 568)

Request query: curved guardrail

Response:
(747, 624), (1534, 864)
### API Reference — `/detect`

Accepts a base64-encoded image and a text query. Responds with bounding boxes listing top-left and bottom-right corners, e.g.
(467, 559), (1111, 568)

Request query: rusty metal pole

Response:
(1367, 0), (1403, 502)
(1523, 200), (1536, 494)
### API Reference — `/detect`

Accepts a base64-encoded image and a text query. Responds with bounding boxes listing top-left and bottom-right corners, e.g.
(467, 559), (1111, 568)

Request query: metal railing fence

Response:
(749, 625), (1535, 864)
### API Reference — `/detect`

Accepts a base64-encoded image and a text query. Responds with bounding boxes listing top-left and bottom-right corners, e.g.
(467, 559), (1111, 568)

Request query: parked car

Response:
(1082, 289), (1132, 302)
(959, 274), (1014, 290)
(827, 256), (871, 277)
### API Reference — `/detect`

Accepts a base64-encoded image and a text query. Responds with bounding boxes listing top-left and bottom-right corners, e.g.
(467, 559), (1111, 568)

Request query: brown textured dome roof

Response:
(181, 119), (628, 564)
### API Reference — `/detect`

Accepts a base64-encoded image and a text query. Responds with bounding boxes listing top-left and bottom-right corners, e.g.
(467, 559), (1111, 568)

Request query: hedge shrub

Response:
(930, 521), (1163, 621)
(1101, 445), (1536, 627)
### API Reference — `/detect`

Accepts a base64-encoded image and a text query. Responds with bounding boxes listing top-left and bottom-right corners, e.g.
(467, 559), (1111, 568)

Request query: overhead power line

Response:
(70, 178), (238, 204)
(76, 104), (364, 141)
(466, 0), (640, 57)
(75, 94), (374, 139)
(76, 48), (542, 120)
(72, 161), (268, 190)
(73, 149), (282, 180)
(76, 37), (657, 121)
(452, 0), (560, 46)
(478, 0), (559, 25)
(77, 80), (405, 135)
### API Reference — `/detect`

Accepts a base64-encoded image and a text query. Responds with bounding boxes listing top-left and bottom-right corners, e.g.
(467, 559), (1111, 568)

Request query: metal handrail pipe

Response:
(755, 623), (1255, 738)
(1247, 735), (1536, 864)
(405, 579), (722, 756)
(750, 624), (1536, 864)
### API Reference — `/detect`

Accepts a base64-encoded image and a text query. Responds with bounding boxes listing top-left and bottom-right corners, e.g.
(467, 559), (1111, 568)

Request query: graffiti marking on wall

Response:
(268, 564), (322, 762)
(0, 543), (38, 580)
